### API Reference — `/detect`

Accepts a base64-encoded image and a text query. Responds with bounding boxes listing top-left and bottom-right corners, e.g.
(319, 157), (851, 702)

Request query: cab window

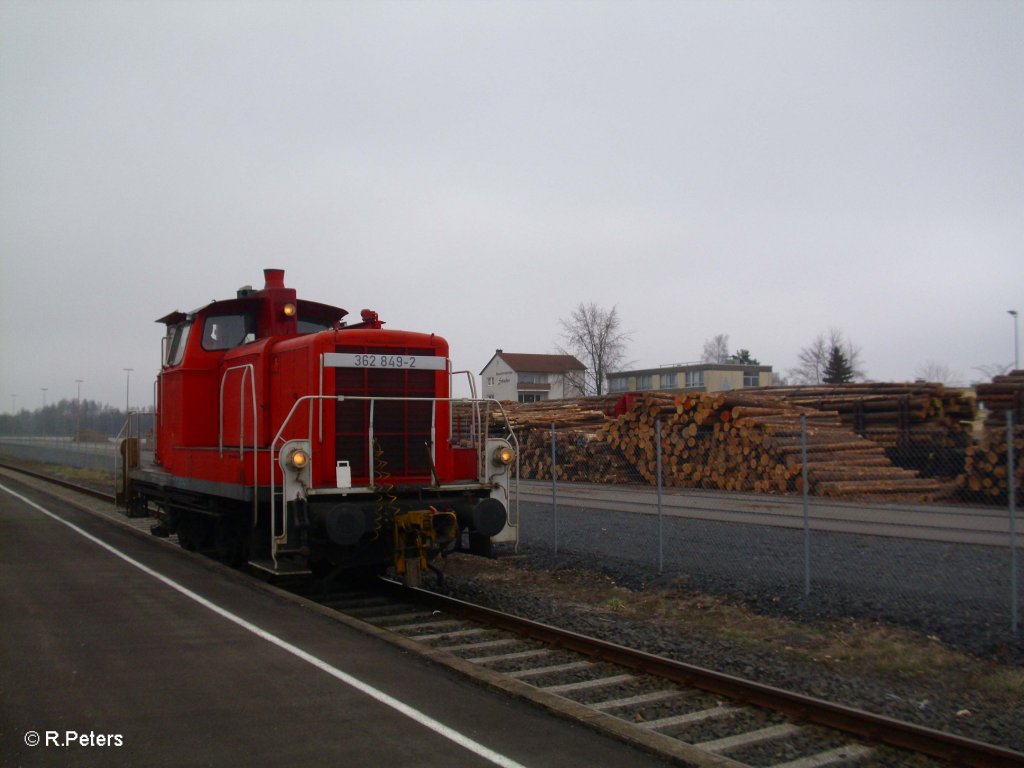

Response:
(164, 322), (191, 367)
(202, 313), (254, 351)
(297, 317), (333, 334)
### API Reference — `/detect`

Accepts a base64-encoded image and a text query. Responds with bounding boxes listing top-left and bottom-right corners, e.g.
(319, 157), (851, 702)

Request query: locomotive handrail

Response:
(114, 408), (158, 510)
(266, 394), (519, 568)
(218, 364), (259, 528)
(218, 364), (258, 458)
(450, 369), (478, 399)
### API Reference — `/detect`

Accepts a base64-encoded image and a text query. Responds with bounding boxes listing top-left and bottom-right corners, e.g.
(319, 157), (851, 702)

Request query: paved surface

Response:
(520, 479), (1019, 547)
(0, 476), (674, 768)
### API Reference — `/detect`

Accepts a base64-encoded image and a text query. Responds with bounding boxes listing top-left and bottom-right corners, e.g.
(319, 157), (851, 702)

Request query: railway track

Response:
(3, 461), (1022, 768)
(305, 580), (1022, 768)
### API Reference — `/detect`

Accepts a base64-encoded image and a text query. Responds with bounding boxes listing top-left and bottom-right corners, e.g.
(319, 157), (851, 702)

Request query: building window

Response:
(487, 376), (494, 386)
(743, 370), (759, 387)
(635, 375), (652, 390)
(685, 370), (704, 388)
(660, 372), (677, 389)
(608, 377), (628, 392)
(519, 393), (542, 403)
(518, 372), (546, 385)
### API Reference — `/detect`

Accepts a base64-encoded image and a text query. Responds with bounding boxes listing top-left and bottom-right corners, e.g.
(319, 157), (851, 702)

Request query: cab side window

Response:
(164, 323), (191, 367)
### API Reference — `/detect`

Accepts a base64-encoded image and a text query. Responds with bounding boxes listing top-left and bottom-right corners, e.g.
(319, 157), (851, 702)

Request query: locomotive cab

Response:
(123, 269), (518, 585)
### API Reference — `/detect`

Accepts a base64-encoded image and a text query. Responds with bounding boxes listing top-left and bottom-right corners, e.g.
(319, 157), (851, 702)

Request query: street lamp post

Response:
(123, 368), (133, 416)
(1010, 310), (1020, 370)
(75, 379), (84, 443)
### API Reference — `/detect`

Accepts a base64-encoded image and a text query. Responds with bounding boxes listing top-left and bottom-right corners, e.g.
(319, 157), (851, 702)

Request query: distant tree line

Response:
(0, 399), (131, 438)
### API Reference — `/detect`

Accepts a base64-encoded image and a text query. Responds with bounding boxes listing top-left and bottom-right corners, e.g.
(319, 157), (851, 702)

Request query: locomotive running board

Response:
(248, 559), (312, 577)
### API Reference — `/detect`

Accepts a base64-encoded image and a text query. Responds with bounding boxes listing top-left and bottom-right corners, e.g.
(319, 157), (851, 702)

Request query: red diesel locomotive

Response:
(120, 269), (518, 583)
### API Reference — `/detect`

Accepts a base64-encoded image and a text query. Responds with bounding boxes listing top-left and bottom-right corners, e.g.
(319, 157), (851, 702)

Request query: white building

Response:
(480, 350), (587, 403)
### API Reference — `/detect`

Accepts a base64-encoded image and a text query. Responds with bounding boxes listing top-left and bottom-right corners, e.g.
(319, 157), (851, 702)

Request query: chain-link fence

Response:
(0, 436), (123, 473)
(0, 411), (157, 475)
(506, 392), (1022, 654)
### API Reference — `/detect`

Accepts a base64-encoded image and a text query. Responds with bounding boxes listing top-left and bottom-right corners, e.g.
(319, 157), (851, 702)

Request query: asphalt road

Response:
(519, 479), (1020, 547)
(0, 477), (674, 768)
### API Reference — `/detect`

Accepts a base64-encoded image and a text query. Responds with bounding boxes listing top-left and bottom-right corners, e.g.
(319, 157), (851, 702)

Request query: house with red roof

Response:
(480, 349), (586, 403)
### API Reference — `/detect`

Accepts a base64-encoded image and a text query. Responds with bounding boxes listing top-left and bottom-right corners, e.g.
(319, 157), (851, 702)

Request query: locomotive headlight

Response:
(287, 447), (309, 469)
(282, 303), (297, 318)
(491, 444), (515, 467)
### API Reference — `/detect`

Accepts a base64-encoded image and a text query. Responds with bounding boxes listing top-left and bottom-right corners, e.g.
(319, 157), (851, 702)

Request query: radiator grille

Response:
(334, 345), (436, 482)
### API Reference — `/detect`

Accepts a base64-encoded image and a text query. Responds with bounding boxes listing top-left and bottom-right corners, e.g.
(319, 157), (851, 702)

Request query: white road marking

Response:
(1, 483), (528, 768)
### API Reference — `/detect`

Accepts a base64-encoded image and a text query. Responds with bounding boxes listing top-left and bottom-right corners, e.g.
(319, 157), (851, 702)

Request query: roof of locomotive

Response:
(156, 296), (347, 328)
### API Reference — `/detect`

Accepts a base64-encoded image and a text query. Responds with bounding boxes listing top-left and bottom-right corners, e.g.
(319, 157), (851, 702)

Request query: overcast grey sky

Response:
(1, 0), (1021, 411)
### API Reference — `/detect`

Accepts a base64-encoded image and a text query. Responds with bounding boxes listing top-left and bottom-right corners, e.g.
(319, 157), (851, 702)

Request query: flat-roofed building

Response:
(607, 361), (773, 394)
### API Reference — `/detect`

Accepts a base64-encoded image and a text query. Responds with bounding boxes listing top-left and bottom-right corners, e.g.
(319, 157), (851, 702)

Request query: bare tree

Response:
(559, 302), (631, 395)
(789, 328), (865, 384)
(701, 334), (730, 364)
(972, 362), (1013, 384)
(914, 361), (963, 386)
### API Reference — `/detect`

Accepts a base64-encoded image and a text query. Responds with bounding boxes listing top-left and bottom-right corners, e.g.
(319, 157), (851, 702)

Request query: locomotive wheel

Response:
(176, 514), (212, 553)
(214, 513), (248, 567)
(177, 518), (198, 551)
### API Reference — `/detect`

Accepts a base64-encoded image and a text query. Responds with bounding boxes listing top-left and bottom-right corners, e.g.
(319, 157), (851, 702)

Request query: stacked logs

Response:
(960, 371), (1024, 505)
(497, 396), (632, 483)
(746, 383), (975, 478)
(597, 392), (948, 500)
(517, 427), (634, 484)
(504, 392), (950, 501)
(960, 431), (1024, 505)
(975, 370), (1024, 428)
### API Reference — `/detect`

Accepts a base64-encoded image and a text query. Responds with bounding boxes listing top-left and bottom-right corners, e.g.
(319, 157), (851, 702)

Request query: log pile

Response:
(975, 370), (1024, 428)
(959, 429), (1024, 505)
(496, 397), (633, 483)
(960, 371), (1024, 505)
(745, 383), (975, 478)
(598, 392), (949, 500)
(504, 392), (951, 502)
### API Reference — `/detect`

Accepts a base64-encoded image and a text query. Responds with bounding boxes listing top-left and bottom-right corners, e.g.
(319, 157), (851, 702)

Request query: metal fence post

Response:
(551, 422), (558, 555)
(801, 413), (811, 597)
(656, 417), (664, 573)
(1009, 410), (1018, 634)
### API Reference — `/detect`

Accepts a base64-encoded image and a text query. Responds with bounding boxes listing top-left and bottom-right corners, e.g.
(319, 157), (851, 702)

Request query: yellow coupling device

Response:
(392, 507), (458, 586)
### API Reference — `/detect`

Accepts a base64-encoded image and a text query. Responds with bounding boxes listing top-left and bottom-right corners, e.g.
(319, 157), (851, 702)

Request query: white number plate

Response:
(323, 353), (447, 371)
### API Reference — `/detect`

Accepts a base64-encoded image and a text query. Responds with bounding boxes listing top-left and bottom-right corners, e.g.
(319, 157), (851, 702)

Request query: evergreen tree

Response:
(728, 349), (759, 364)
(823, 344), (855, 383)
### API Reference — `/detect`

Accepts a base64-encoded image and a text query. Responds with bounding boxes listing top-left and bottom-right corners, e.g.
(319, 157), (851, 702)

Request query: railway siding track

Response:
(3, 462), (1022, 768)
(319, 581), (1020, 768)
